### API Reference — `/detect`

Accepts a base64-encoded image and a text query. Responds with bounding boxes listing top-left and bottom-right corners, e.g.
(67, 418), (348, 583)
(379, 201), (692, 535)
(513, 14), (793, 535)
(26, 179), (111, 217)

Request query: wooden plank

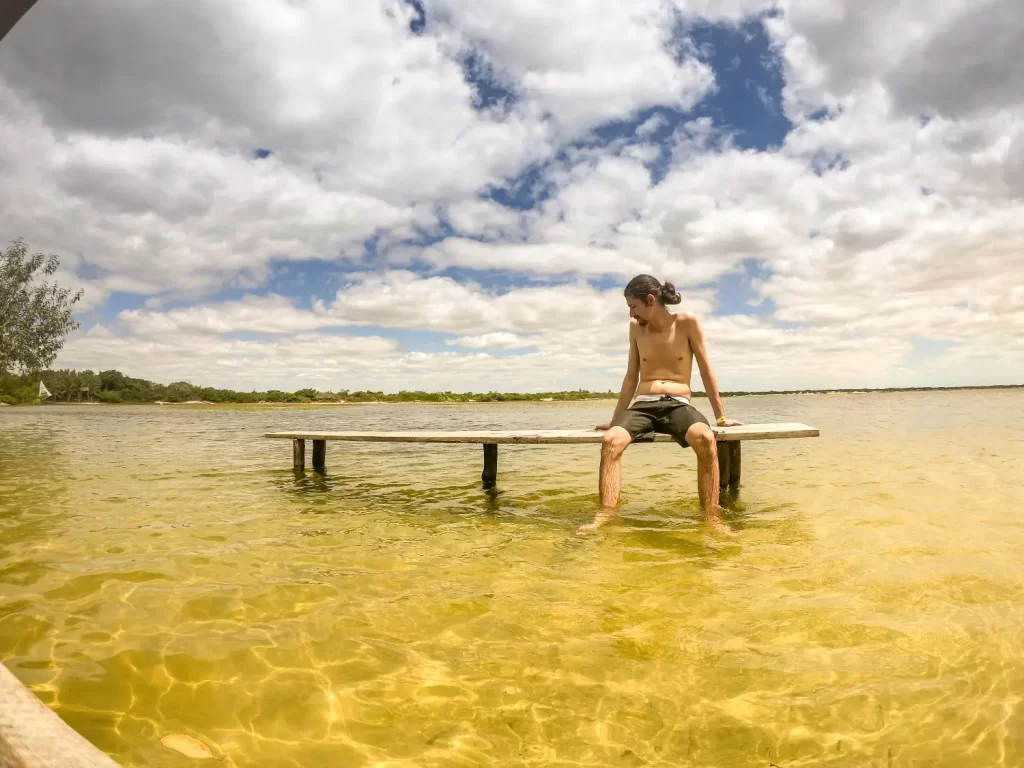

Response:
(292, 438), (305, 470)
(265, 423), (818, 444)
(312, 439), (326, 472)
(1, 661), (120, 768)
(482, 444), (498, 485)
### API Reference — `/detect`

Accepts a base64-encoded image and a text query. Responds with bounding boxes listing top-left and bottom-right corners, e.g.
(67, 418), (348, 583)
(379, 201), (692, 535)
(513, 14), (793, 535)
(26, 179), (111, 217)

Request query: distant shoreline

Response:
(5, 383), (1021, 408)
(6, 367), (1021, 408)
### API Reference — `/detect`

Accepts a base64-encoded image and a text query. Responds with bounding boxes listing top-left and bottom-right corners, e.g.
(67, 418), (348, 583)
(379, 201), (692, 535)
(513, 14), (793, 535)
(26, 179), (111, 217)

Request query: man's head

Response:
(623, 274), (681, 326)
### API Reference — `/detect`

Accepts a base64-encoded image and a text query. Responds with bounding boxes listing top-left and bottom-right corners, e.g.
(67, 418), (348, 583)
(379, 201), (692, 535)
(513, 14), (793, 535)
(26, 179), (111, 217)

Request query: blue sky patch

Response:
(461, 50), (517, 113)
(909, 337), (956, 358)
(485, 164), (552, 211)
(430, 265), (560, 293)
(712, 258), (776, 316)
(78, 290), (147, 330)
(402, 0), (426, 33)
(680, 16), (792, 151)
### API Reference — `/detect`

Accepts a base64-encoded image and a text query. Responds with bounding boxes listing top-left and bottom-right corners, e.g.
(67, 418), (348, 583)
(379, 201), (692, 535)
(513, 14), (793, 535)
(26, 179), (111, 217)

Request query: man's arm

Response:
(686, 316), (742, 427)
(597, 323), (640, 429)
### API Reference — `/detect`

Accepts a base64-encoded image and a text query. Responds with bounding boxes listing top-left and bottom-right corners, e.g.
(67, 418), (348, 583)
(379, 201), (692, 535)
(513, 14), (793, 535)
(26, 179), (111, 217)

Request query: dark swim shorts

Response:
(609, 396), (711, 448)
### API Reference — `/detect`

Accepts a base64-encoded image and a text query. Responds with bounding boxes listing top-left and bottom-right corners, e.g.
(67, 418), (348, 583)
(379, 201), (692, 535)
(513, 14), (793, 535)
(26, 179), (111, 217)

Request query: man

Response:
(579, 274), (743, 535)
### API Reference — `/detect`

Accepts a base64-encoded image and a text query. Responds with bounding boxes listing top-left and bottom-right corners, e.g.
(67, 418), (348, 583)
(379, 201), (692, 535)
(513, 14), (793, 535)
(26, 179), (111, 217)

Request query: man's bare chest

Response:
(636, 327), (692, 367)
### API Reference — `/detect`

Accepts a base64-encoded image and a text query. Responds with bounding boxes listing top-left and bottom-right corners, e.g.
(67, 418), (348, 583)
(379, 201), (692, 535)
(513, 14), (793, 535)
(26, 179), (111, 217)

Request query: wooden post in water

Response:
(729, 442), (741, 488)
(293, 439), (305, 471)
(717, 441), (732, 491)
(482, 443), (498, 486)
(312, 440), (326, 472)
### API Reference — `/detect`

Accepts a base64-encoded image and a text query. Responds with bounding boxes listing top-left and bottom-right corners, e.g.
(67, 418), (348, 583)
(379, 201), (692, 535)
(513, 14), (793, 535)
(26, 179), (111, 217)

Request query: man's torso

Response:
(634, 314), (694, 399)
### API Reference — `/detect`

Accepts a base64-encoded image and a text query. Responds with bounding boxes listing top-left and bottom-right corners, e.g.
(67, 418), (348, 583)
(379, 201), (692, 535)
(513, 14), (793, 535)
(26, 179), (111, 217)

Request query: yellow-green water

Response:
(1, 391), (1023, 767)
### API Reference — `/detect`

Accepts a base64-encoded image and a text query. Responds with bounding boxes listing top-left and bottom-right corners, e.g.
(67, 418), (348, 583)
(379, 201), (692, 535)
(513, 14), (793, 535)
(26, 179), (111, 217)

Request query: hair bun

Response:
(660, 281), (681, 305)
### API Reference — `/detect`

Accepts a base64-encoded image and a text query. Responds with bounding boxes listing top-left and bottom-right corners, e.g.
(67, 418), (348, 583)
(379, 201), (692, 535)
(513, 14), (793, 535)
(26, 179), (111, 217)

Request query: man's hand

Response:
(595, 423), (610, 431)
(718, 418), (744, 427)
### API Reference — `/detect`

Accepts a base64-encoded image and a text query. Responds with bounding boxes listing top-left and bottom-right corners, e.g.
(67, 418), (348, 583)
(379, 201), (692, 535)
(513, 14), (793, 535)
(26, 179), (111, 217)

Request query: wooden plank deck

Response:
(264, 423), (818, 444)
(266, 423), (818, 488)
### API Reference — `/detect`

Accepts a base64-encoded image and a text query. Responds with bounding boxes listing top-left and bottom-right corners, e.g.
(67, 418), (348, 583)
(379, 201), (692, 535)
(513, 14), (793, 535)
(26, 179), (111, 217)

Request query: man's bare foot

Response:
(578, 508), (618, 534)
(709, 516), (737, 537)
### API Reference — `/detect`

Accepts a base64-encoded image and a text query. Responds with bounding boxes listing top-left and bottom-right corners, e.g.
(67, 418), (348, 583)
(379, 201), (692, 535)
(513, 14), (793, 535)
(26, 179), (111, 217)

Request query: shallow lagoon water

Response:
(1, 391), (1023, 766)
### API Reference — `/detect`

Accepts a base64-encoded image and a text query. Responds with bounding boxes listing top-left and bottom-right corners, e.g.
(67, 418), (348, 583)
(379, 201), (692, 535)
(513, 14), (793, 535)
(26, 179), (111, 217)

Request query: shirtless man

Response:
(580, 274), (743, 535)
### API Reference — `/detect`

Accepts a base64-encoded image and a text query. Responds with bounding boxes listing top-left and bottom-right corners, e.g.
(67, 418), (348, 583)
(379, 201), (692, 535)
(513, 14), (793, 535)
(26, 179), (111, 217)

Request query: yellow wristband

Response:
(717, 416), (728, 424)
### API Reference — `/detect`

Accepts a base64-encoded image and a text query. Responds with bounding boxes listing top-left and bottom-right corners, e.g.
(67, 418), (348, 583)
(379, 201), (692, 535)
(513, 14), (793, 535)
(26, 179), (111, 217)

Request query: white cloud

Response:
(768, 0), (1024, 120)
(58, 291), (970, 393)
(0, 0), (550, 302)
(430, 0), (716, 134)
(417, 240), (655, 278)
(118, 295), (326, 337)
(59, 325), (403, 390)
(326, 271), (664, 338)
(636, 114), (669, 138)
(446, 332), (537, 350)
(444, 199), (526, 240)
(2, 0), (1021, 391)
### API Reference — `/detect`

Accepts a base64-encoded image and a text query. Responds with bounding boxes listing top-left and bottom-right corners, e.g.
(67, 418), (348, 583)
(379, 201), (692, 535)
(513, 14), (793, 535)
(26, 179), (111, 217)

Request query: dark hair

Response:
(623, 274), (681, 306)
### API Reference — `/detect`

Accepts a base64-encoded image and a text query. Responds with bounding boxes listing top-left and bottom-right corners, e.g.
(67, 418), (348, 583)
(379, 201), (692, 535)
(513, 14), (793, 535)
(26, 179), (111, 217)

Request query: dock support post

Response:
(293, 439), (305, 470)
(729, 442), (741, 489)
(482, 443), (498, 486)
(717, 441), (732, 491)
(312, 439), (326, 472)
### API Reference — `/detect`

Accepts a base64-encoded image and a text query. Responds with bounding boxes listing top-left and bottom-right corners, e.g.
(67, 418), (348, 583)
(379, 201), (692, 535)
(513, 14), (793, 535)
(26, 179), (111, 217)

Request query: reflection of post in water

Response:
(719, 485), (740, 510)
(716, 485), (750, 532)
(277, 466), (336, 498)
(481, 484), (504, 512)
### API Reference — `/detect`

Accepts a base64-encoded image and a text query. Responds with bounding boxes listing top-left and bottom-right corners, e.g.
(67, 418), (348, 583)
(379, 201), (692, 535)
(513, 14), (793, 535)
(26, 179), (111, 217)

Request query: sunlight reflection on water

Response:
(1, 391), (1023, 766)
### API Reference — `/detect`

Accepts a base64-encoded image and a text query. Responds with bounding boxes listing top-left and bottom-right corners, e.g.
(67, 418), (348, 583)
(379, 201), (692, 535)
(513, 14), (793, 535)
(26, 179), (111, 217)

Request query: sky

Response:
(1, 0), (1022, 394)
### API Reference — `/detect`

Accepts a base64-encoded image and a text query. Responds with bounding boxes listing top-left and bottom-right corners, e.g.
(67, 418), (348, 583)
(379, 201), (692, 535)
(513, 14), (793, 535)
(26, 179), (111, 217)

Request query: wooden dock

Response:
(266, 424), (819, 489)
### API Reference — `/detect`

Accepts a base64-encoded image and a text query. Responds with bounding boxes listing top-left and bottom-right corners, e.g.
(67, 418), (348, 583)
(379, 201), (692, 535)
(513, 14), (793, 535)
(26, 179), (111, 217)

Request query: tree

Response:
(99, 369), (127, 391)
(165, 381), (196, 403)
(0, 239), (82, 375)
(44, 368), (79, 402)
(77, 369), (99, 400)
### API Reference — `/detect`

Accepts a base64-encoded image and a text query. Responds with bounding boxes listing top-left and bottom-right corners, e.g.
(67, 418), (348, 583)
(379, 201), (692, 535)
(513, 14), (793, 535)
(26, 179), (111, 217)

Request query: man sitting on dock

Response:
(580, 274), (743, 535)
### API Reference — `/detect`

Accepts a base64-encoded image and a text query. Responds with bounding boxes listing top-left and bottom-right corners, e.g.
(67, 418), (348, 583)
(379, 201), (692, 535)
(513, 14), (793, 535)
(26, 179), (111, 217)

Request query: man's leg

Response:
(578, 426), (633, 533)
(599, 426), (633, 508)
(684, 422), (734, 536)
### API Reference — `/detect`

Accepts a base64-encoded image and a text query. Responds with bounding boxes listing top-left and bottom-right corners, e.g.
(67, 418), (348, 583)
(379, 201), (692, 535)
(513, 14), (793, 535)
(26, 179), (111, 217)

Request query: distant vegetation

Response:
(0, 367), (1020, 406)
(0, 368), (618, 405)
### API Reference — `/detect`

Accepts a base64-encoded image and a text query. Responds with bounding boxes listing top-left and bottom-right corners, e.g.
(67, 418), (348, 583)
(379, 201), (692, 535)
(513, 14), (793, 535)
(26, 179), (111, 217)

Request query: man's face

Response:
(626, 296), (654, 326)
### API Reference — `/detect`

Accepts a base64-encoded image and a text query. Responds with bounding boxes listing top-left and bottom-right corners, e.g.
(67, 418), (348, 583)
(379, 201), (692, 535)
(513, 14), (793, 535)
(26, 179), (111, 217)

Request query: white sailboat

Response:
(38, 380), (52, 399)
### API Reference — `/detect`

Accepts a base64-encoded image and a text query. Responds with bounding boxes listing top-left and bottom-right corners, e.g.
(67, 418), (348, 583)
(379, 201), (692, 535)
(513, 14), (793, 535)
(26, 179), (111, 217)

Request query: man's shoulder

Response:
(673, 311), (700, 327)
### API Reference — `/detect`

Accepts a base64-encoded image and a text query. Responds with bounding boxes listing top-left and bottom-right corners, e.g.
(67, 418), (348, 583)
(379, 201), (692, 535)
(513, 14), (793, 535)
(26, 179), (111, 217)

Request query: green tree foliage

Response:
(0, 239), (82, 375)
(0, 367), (623, 405)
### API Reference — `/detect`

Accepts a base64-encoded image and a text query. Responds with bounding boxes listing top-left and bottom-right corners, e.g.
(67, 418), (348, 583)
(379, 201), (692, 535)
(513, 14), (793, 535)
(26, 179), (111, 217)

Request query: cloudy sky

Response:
(2, 0), (1022, 393)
